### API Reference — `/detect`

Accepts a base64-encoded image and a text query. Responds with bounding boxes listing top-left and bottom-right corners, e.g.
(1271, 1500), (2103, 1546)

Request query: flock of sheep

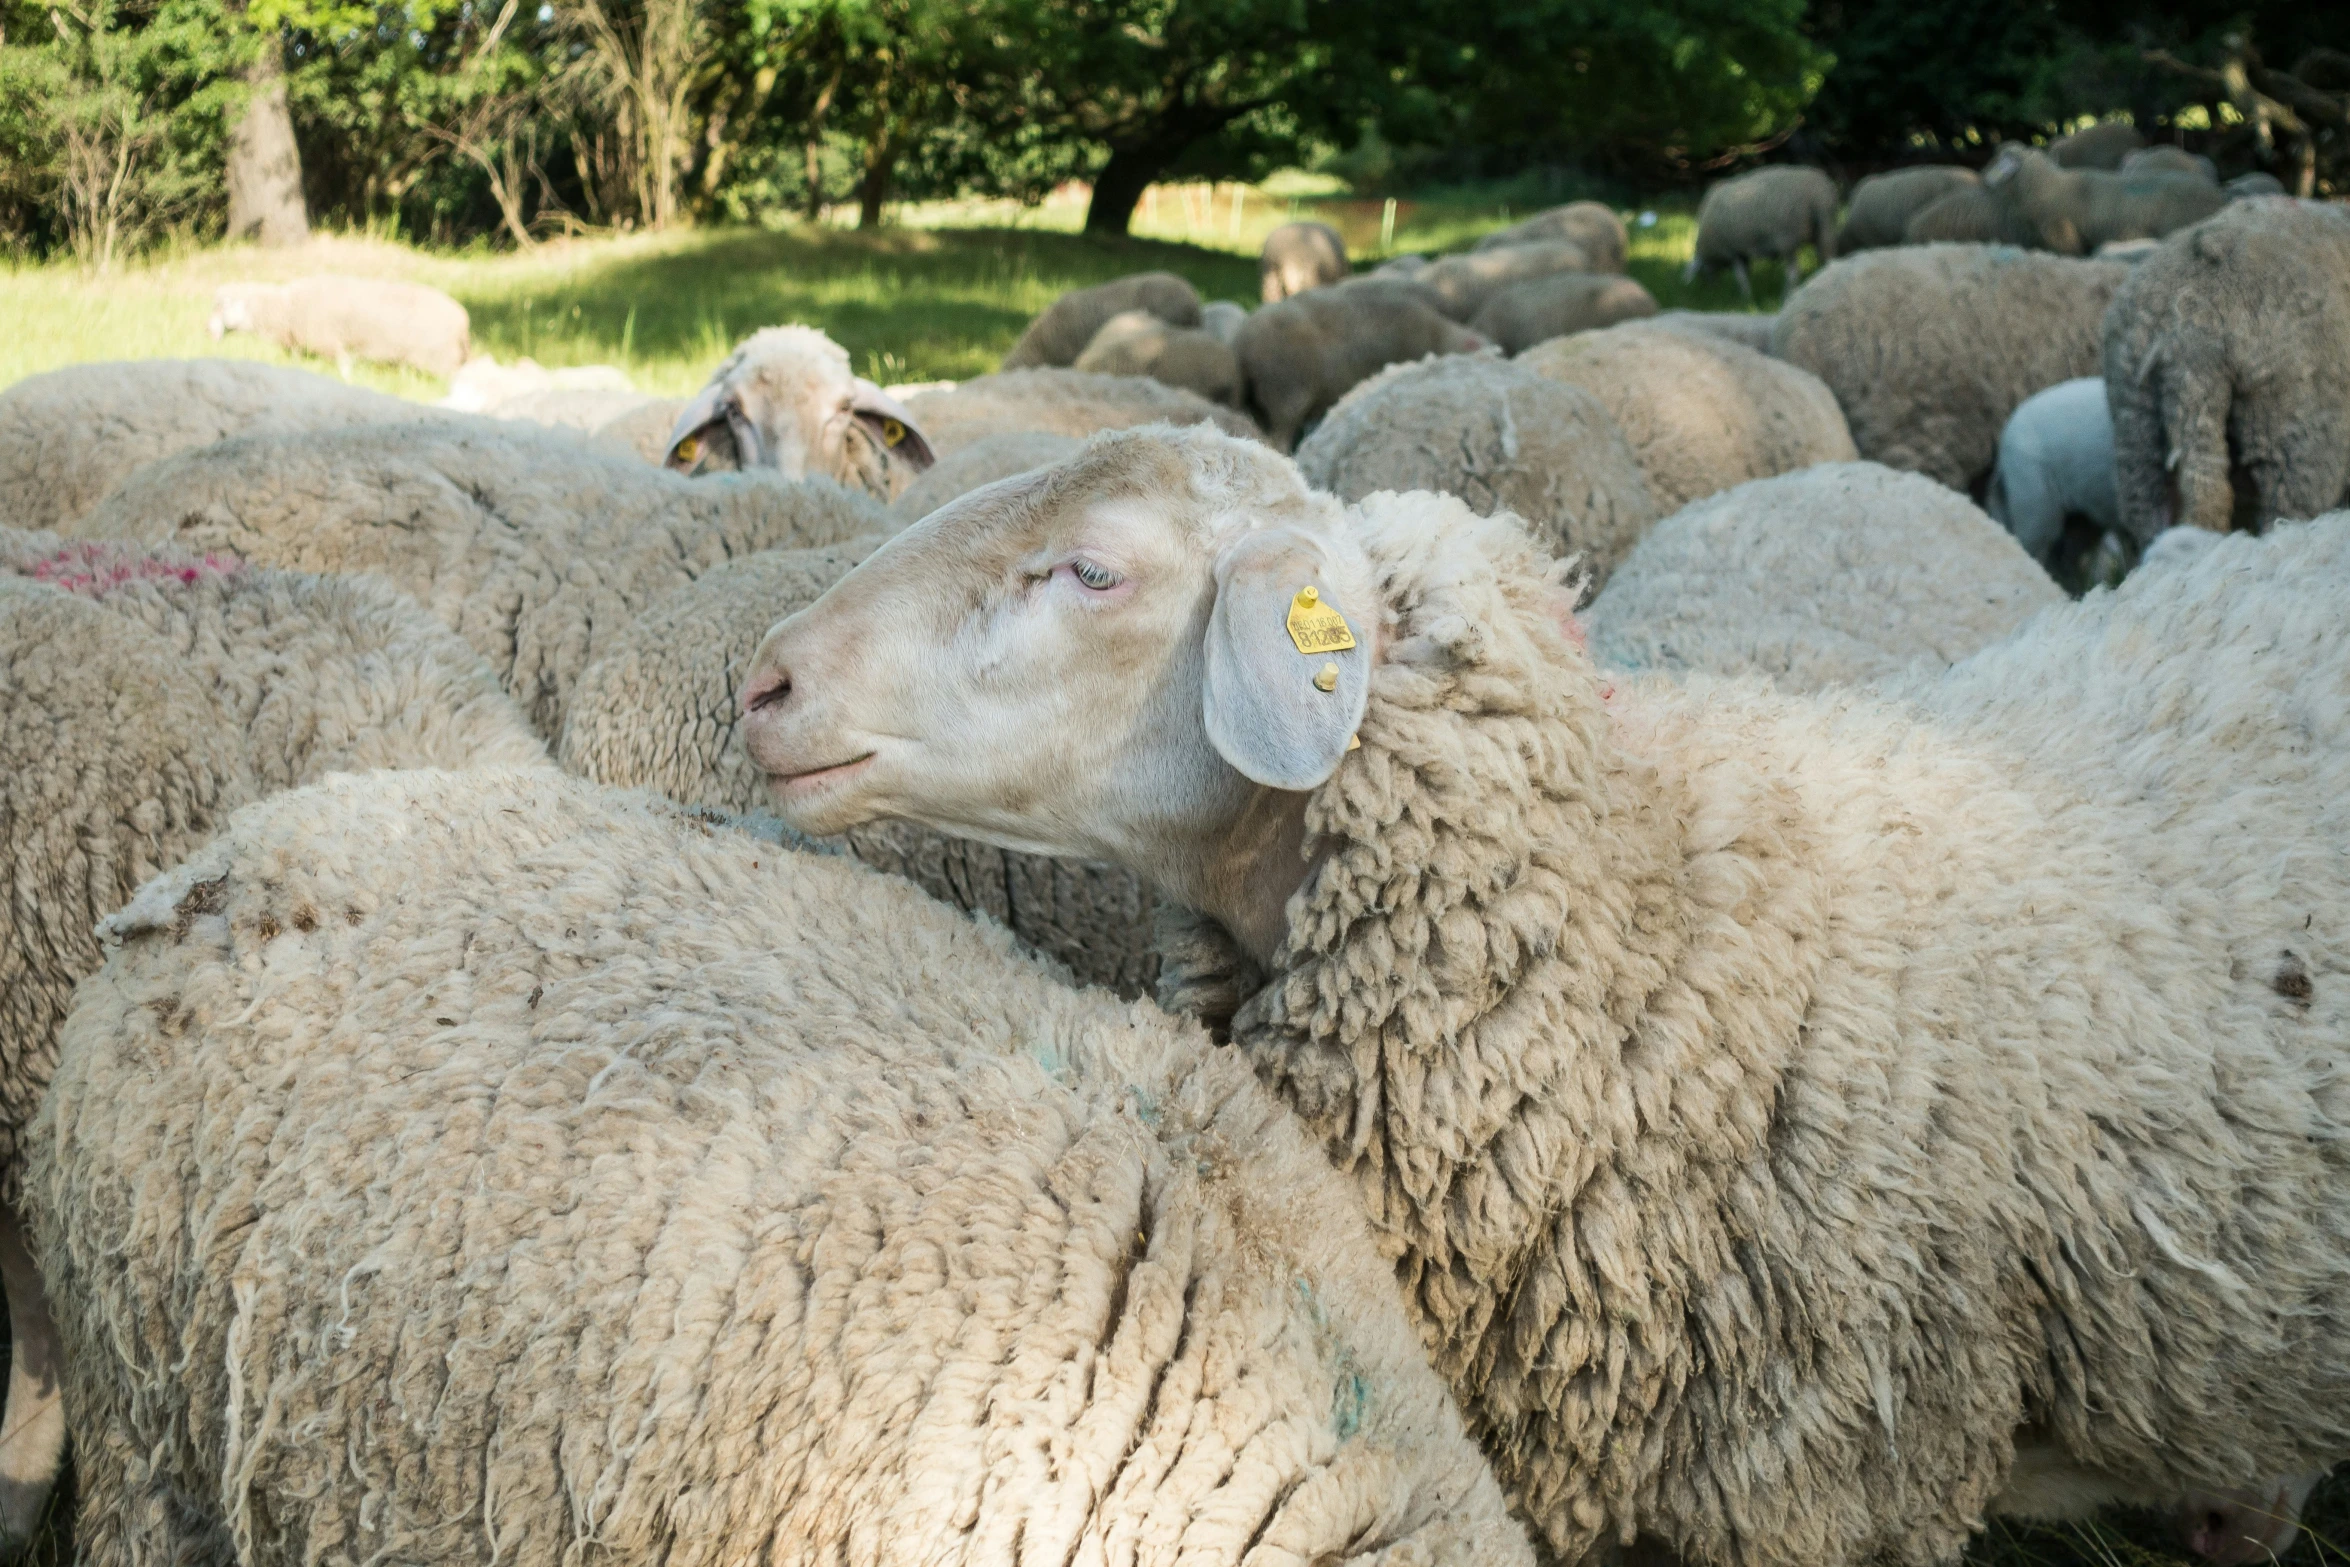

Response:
(0, 148), (2344, 1567)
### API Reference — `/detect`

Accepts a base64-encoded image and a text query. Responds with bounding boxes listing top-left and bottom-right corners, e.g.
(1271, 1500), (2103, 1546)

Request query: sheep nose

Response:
(741, 667), (793, 716)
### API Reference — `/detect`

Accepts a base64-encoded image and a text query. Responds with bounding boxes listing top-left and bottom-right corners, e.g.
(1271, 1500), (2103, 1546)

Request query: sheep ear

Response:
(851, 379), (936, 471)
(1202, 528), (1370, 791)
(664, 384), (732, 473)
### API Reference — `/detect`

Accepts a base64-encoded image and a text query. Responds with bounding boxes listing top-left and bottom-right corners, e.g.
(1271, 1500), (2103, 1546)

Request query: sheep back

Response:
(891, 431), (1082, 523)
(1234, 284), (1488, 451)
(1072, 310), (1244, 406)
(2050, 118), (2144, 169)
(905, 368), (1260, 458)
(1902, 183), (2039, 246)
(1258, 221), (1349, 302)
(1469, 273), (1659, 354)
(1693, 166), (1839, 266)
(1838, 166), (1980, 252)
(1419, 243), (1592, 321)
(217, 276), (473, 377)
(1649, 310), (1779, 354)
(592, 396), (692, 463)
(1472, 201), (1629, 272)
(1001, 272), (1204, 369)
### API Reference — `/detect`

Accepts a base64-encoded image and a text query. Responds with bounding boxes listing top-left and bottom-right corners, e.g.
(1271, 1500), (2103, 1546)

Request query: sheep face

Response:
(665, 325), (935, 498)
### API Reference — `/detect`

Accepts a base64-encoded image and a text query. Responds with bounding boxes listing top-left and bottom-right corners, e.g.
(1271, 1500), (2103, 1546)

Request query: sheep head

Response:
(665, 325), (936, 499)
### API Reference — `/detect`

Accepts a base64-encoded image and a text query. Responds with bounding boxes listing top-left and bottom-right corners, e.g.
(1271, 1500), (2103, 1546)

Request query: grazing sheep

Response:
(902, 367), (1260, 457)
(1984, 146), (2227, 255)
(0, 359), (417, 532)
(1837, 166), (1981, 252)
(1775, 244), (2130, 491)
(2102, 199), (2350, 540)
(1293, 353), (1659, 578)
(1234, 282), (1489, 450)
(64, 420), (886, 737)
(1650, 309), (1778, 354)
(30, 765), (1536, 1567)
(1199, 299), (1249, 344)
(2121, 144), (2218, 182)
(559, 542), (1161, 994)
(1472, 201), (1629, 272)
(1001, 271), (1203, 369)
(1469, 272), (1659, 353)
(1985, 378), (2120, 564)
(658, 326), (936, 501)
(1074, 309), (1245, 405)
(207, 275), (473, 377)
(891, 431), (1082, 522)
(1902, 182), (2039, 246)
(1258, 220), (1349, 302)
(1685, 166), (1840, 302)
(737, 423), (2350, 1567)
(1584, 461), (2063, 690)
(1418, 242), (1593, 321)
(0, 531), (544, 1543)
(1519, 320), (1857, 512)
(2051, 118), (2145, 169)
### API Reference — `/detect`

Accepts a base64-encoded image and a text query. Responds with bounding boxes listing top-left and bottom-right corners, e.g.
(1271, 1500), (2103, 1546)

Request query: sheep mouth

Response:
(769, 752), (876, 798)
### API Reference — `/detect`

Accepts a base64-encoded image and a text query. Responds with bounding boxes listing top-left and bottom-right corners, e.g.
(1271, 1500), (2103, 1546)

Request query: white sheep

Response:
(1984, 377), (2121, 565)
(904, 367), (1262, 456)
(1983, 146), (2227, 255)
(1836, 166), (1981, 252)
(1684, 166), (1839, 302)
(890, 430), (1082, 523)
(30, 765), (1536, 1567)
(1649, 309), (1778, 354)
(1418, 242), (1593, 321)
(208, 275), (474, 377)
(1001, 271), (1203, 368)
(735, 423), (2350, 1567)
(1073, 309), (1245, 406)
(1468, 272), (1658, 354)
(660, 325), (938, 499)
(1259, 220), (1349, 301)
(439, 354), (635, 415)
(1472, 201), (1629, 272)
(1234, 281), (1489, 450)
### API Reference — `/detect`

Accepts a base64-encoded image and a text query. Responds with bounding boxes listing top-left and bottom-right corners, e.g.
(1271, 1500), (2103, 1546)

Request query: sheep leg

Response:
(2155, 365), (2236, 535)
(0, 1203), (63, 1546)
(1731, 259), (1753, 305)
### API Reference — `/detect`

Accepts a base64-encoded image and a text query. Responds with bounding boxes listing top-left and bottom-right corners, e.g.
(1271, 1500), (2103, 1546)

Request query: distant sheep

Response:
(903, 367), (1260, 456)
(2050, 118), (2145, 169)
(659, 325), (937, 500)
(1419, 242), (1592, 320)
(1902, 182), (2039, 246)
(1469, 273), (1658, 354)
(2225, 172), (2287, 200)
(1985, 377), (2120, 563)
(2121, 145), (2218, 182)
(1984, 146), (2226, 254)
(890, 431), (1081, 523)
(1838, 166), (1980, 252)
(208, 275), (473, 377)
(1234, 280), (1488, 449)
(1472, 201), (1629, 272)
(1074, 309), (1245, 405)
(1001, 271), (1202, 368)
(1259, 220), (1349, 302)
(1199, 299), (1249, 345)
(1685, 166), (1839, 302)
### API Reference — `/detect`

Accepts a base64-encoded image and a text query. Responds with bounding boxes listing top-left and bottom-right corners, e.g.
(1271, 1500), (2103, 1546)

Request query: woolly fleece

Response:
(1074, 311), (1246, 407)
(891, 431), (1083, 523)
(1468, 274), (1659, 355)
(905, 369), (1260, 458)
(1836, 167), (1980, 253)
(1472, 202), (1629, 272)
(1259, 221), (1349, 303)
(1002, 272), (1204, 369)
(1235, 284), (1489, 451)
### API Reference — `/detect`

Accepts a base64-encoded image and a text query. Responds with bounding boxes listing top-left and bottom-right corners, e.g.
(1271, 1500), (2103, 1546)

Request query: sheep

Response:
(1774, 244), (2131, 491)
(1984, 145), (2228, 254)
(657, 325), (937, 502)
(1234, 282), (1489, 450)
(1582, 461), (2063, 691)
(1292, 353), (1660, 579)
(1199, 299), (1249, 345)
(2225, 171), (2287, 200)
(1519, 320), (1856, 513)
(29, 764), (1536, 1567)
(1685, 165), (1839, 302)
(207, 275), (473, 378)
(891, 431), (1082, 523)
(440, 355), (634, 415)
(1074, 309), (1245, 405)
(62, 419), (886, 738)
(0, 358), (418, 532)
(558, 541), (1161, 994)
(734, 422), (2350, 1567)
(1468, 272), (1659, 354)
(2050, 118), (2145, 169)
(1418, 242), (1593, 321)
(489, 384), (657, 432)
(593, 395), (691, 463)
(903, 367), (1262, 457)
(1259, 220), (1349, 302)
(1001, 271), (1203, 368)
(1836, 166), (1981, 252)
(1984, 377), (2120, 565)
(1649, 309), (1778, 354)
(0, 529), (544, 1544)
(1472, 200), (1629, 273)
(2102, 199), (2350, 541)
(2121, 144), (2218, 182)
(1902, 182), (2039, 246)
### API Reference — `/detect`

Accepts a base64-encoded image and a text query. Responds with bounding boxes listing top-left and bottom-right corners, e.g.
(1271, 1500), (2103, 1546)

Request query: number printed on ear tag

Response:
(1286, 585), (1356, 654)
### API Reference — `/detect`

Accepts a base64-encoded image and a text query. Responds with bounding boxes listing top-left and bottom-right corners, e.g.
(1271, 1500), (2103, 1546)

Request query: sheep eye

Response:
(1071, 559), (1120, 591)
(881, 418), (905, 447)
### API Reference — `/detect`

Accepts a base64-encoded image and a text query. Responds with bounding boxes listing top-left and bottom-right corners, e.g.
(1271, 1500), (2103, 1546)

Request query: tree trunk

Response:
(804, 65), (841, 222)
(225, 37), (309, 247)
(1084, 145), (1170, 236)
(858, 132), (896, 229)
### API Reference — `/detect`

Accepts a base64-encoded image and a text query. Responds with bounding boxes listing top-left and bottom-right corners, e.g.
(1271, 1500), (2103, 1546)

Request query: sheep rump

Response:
(208, 276), (472, 377)
(1469, 273), (1659, 354)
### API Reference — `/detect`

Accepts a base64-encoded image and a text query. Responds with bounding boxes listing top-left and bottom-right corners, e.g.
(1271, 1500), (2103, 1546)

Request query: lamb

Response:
(1684, 165), (1839, 302)
(2102, 198), (2350, 540)
(1292, 353), (1660, 579)
(558, 541), (1161, 995)
(891, 431), (1082, 522)
(1983, 146), (2227, 255)
(0, 358), (418, 532)
(1774, 244), (2131, 491)
(1519, 320), (1857, 512)
(207, 275), (473, 377)
(1234, 281), (1489, 450)
(1259, 220), (1349, 302)
(28, 765), (1535, 1567)
(0, 530), (544, 1544)
(903, 367), (1262, 456)
(1074, 309), (1245, 405)
(1836, 165), (1981, 252)
(1468, 272), (1659, 354)
(1583, 461), (2063, 691)
(1001, 270), (1203, 368)
(657, 326), (937, 501)
(62, 419), (886, 737)
(736, 422), (2350, 1567)
(1418, 242), (1593, 321)
(2051, 118), (2145, 169)
(1985, 377), (2121, 565)
(1472, 201), (1629, 272)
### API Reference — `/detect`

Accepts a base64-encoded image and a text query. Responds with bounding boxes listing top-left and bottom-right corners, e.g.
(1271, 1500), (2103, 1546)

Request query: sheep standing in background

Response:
(2103, 199), (2350, 540)
(890, 431), (1081, 522)
(1468, 272), (1658, 353)
(2051, 118), (2146, 169)
(1684, 165), (1839, 302)
(1837, 166), (1981, 251)
(558, 542), (1162, 995)
(207, 275), (473, 377)
(1418, 241), (1592, 320)
(1258, 220), (1349, 301)
(31, 766), (1536, 1567)
(1584, 461), (2063, 691)
(1775, 245), (2129, 491)
(902, 367), (1260, 455)
(1235, 281), (1488, 449)
(1983, 146), (2226, 254)
(1000, 271), (1202, 368)
(1903, 181), (2040, 245)
(1985, 378), (2122, 567)
(1073, 309), (1245, 405)
(735, 424), (2350, 1567)
(1293, 353), (1660, 578)
(660, 325), (937, 497)
(1519, 319), (1855, 511)
(1473, 200), (1629, 272)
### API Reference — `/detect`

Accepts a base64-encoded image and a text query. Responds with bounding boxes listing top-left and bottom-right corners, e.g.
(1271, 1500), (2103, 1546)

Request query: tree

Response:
(224, 20), (308, 245)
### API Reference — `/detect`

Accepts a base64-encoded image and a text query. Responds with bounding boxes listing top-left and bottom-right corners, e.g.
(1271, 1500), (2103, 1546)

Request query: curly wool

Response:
(905, 369), (1261, 457)
(558, 540), (1162, 996)
(29, 766), (1533, 1567)
(1581, 462), (2062, 691)
(64, 419), (885, 737)
(1157, 493), (2350, 1567)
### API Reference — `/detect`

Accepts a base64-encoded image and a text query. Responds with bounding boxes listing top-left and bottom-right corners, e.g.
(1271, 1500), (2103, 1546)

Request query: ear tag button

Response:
(1313, 662), (1339, 692)
(1286, 585), (1356, 654)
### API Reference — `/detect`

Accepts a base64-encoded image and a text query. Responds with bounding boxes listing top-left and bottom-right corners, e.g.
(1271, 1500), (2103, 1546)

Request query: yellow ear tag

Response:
(674, 433), (701, 463)
(1285, 585), (1356, 655)
(882, 418), (906, 446)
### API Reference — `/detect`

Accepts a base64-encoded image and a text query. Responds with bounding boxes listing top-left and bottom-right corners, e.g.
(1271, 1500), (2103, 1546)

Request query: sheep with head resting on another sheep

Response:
(208, 275), (473, 378)
(1982, 145), (2227, 255)
(558, 539), (1162, 996)
(1472, 201), (1629, 272)
(659, 325), (938, 499)
(31, 764), (1536, 1567)
(1518, 319), (1856, 513)
(0, 527), (545, 1546)
(1684, 165), (1839, 303)
(2102, 197), (2350, 541)
(1583, 460), (2063, 692)
(1001, 271), (1203, 368)
(1416, 242), (1592, 321)
(735, 423), (2350, 1567)
(1073, 309), (1245, 406)
(1259, 220), (1349, 302)
(1468, 272), (1658, 354)
(1234, 281), (1488, 450)
(1774, 244), (2130, 492)
(1836, 165), (1980, 252)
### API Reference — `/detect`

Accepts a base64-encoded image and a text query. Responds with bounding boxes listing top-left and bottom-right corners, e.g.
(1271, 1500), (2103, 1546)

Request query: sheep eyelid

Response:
(1069, 560), (1122, 591)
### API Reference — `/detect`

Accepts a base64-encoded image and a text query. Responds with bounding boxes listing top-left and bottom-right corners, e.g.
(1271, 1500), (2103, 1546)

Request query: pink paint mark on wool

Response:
(19, 543), (242, 598)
